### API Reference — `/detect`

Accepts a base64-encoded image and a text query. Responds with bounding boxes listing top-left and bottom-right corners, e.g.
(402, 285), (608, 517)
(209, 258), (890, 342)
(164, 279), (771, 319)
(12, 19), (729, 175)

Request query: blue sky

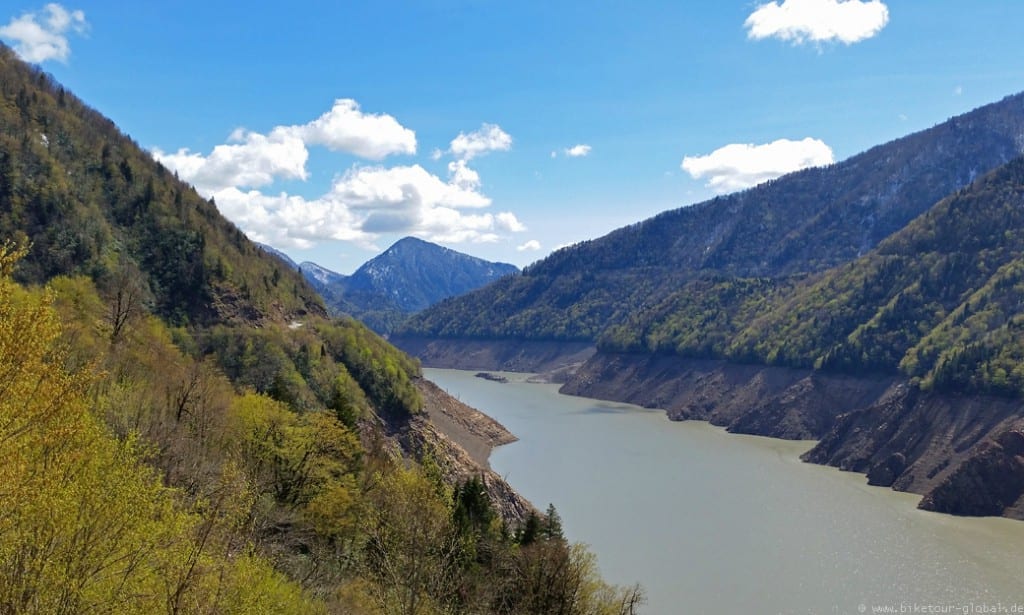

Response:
(4, 1), (1024, 274)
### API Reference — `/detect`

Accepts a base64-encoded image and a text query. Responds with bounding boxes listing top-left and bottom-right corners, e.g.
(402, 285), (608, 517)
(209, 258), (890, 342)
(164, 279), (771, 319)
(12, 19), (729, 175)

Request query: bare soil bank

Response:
(563, 352), (1024, 520)
(400, 337), (1024, 520)
(391, 337), (595, 381)
(373, 376), (532, 523)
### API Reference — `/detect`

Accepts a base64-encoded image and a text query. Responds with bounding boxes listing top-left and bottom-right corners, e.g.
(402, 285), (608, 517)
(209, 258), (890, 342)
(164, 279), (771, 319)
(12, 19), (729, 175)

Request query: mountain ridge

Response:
(303, 236), (518, 332)
(399, 91), (1024, 343)
(395, 90), (1024, 519)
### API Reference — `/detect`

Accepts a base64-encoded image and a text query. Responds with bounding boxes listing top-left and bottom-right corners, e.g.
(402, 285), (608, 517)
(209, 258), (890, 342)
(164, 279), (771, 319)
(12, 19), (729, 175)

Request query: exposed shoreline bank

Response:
(399, 338), (1024, 520)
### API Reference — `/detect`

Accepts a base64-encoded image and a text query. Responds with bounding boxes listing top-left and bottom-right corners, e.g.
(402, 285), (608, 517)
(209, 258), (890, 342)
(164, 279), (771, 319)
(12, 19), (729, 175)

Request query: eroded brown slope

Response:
(561, 352), (1024, 519)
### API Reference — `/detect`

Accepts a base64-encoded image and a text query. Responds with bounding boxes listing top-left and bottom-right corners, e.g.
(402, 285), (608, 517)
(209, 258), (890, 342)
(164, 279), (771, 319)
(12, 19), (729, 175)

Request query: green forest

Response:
(400, 92), (1024, 400)
(0, 45), (642, 614)
(596, 157), (1024, 397)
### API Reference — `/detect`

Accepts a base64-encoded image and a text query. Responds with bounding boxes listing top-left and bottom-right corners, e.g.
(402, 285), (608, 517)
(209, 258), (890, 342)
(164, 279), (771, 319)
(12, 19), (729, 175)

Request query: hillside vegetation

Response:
(0, 45), (641, 613)
(0, 46), (323, 326)
(599, 156), (1024, 397)
(401, 92), (1024, 344)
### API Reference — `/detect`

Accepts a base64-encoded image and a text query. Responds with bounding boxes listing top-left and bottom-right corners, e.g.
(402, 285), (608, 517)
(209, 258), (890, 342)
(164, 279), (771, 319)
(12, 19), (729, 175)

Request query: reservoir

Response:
(425, 368), (1024, 615)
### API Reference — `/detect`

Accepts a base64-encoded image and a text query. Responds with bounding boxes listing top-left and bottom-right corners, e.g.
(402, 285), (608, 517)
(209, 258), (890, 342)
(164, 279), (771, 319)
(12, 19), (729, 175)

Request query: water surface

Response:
(425, 368), (1024, 615)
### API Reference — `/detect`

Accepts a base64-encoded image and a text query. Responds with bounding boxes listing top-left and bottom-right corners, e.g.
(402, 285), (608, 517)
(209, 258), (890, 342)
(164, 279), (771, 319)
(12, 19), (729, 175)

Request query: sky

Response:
(4, 1), (1024, 274)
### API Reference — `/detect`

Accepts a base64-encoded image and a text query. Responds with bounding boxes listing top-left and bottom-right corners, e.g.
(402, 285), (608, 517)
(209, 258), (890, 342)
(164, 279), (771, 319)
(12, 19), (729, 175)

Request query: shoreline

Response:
(416, 377), (518, 469)
(414, 347), (1024, 522)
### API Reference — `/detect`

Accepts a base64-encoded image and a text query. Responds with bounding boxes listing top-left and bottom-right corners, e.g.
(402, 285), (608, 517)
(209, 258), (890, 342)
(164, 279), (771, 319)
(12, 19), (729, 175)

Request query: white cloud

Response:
(430, 148), (443, 161)
(287, 98), (416, 159)
(154, 128), (309, 193)
(331, 164), (491, 213)
(745, 0), (888, 45)
(681, 137), (834, 193)
(212, 187), (371, 250)
(496, 212), (526, 232)
(0, 3), (87, 63)
(564, 144), (592, 158)
(954, 85), (963, 96)
(517, 239), (541, 252)
(170, 162), (521, 250)
(154, 102), (525, 248)
(447, 159), (481, 192)
(154, 99), (416, 193)
(450, 123), (512, 160)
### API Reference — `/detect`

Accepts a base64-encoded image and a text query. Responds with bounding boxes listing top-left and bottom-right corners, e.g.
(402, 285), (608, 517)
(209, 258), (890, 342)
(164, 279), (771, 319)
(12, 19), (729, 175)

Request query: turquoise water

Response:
(425, 368), (1024, 615)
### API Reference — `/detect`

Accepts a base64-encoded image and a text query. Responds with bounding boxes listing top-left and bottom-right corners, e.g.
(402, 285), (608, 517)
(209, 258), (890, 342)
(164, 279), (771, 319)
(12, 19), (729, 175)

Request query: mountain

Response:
(395, 91), (1024, 520)
(591, 155), (1024, 393)
(0, 50), (325, 327)
(299, 259), (346, 288)
(557, 156), (1024, 520)
(0, 44), (641, 612)
(399, 92), (1024, 343)
(256, 241), (299, 269)
(303, 236), (518, 333)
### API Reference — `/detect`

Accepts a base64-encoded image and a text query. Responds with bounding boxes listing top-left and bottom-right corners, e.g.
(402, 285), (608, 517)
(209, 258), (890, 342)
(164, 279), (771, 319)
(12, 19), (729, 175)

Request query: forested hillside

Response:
(0, 44), (641, 613)
(400, 92), (1024, 343)
(0, 48), (325, 326)
(598, 156), (1024, 397)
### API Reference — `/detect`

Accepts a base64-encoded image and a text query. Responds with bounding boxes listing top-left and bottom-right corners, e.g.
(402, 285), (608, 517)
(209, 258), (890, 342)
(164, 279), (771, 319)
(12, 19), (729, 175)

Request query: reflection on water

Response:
(425, 368), (1024, 615)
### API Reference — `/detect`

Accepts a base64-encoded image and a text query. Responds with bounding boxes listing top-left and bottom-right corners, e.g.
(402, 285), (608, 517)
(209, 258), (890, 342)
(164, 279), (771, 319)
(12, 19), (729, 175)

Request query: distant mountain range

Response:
(272, 237), (519, 333)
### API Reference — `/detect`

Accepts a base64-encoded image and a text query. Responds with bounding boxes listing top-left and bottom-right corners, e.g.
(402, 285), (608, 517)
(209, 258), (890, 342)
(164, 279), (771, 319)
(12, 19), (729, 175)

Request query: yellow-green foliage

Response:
(0, 40), (644, 613)
(0, 242), (325, 614)
(315, 317), (423, 416)
(228, 393), (362, 534)
(0, 240), (643, 614)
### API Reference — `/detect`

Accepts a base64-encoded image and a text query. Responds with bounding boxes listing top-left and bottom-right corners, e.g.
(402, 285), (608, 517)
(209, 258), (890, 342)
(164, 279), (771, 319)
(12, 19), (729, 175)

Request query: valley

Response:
(425, 369), (1024, 614)
(5, 2), (1024, 612)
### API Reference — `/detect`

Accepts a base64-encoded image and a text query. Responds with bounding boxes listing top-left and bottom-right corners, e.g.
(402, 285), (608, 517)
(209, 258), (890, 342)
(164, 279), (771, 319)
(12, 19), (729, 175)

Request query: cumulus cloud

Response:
(291, 163), (510, 244)
(681, 137), (834, 193)
(286, 98), (416, 159)
(154, 128), (308, 193)
(154, 102), (526, 248)
(153, 99), (415, 193)
(564, 144), (592, 158)
(517, 240), (541, 252)
(496, 212), (526, 232)
(450, 123), (512, 160)
(447, 159), (482, 192)
(744, 0), (889, 45)
(0, 3), (87, 63)
(160, 156), (522, 249)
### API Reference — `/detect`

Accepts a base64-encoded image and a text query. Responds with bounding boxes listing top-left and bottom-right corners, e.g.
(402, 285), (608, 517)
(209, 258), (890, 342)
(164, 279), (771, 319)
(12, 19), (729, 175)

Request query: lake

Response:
(424, 368), (1024, 615)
